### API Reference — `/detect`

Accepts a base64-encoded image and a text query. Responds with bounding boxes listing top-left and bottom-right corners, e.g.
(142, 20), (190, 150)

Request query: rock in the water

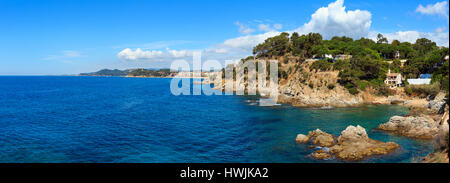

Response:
(295, 134), (309, 143)
(331, 125), (399, 161)
(378, 115), (439, 139)
(337, 125), (368, 143)
(307, 129), (336, 147)
(297, 125), (400, 161)
(311, 149), (332, 160)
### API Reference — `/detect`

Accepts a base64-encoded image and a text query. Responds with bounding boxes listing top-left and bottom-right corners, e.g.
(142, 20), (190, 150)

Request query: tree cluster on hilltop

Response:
(251, 32), (449, 97)
(128, 68), (174, 77)
(80, 69), (131, 76)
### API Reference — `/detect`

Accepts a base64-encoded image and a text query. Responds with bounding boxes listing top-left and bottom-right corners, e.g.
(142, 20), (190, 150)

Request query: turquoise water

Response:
(0, 76), (434, 162)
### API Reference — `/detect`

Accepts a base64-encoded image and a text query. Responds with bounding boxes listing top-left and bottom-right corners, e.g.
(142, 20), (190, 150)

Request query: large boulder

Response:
(295, 134), (309, 143)
(295, 129), (335, 147)
(308, 129), (336, 147)
(330, 125), (399, 161)
(378, 115), (439, 139)
(296, 125), (400, 161)
(337, 125), (368, 143)
(428, 92), (447, 114)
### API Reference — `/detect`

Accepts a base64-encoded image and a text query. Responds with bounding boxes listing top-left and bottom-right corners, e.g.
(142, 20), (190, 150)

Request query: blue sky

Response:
(0, 0), (449, 75)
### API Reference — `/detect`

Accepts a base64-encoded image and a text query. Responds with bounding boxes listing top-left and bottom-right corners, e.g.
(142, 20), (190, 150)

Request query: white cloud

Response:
(117, 0), (449, 66)
(273, 24), (283, 30)
(416, 1), (449, 17)
(61, 50), (81, 57)
(43, 50), (83, 62)
(435, 27), (447, 33)
(166, 48), (192, 58)
(117, 48), (163, 61)
(235, 21), (255, 34)
(258, 24), (272, 32)
(369, 30), (449, 47)
(221, 31), (280, 51)
(214, 48), (228, 53)
(295, 0), (372, 39)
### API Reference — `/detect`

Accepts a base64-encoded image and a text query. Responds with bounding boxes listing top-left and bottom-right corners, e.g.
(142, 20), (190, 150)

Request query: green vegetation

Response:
(252, 32), (449, 96)
(310, 59), (333, 72)
(327, 84), (335, 90)
(128, 69), (174, 77)
(404, 83), (440, 98)
(80, 69), (130, 76)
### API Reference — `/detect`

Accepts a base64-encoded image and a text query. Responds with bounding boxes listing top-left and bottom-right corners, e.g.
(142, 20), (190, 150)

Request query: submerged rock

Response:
(295, 134), (309, 143)
(378, 115), (439, 139)
(296, 129), (336, 147)
(296, 125), (400, 161)
(311, 149), (332, 160)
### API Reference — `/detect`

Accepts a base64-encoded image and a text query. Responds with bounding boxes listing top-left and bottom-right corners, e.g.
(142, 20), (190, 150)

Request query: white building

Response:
(407, 74), (432, 85)
(324, 54), (333, 59)
(334, 54), (352, 61)
(407, 79), (431, 85)
(384, 69), (402, 88)
(394, 51), (400, 59)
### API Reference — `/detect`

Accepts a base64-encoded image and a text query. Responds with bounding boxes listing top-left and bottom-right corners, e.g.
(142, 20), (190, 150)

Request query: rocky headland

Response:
(209, 57), (448, 162)
(378, 93), (449, 140)
(210, 58), (431, 108)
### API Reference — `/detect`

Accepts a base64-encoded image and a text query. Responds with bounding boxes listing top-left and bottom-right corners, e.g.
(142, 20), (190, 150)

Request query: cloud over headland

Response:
(118, 0), (449, 64)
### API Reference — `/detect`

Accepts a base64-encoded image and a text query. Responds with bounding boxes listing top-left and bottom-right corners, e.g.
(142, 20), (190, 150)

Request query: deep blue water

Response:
(0, 76), (434, 163)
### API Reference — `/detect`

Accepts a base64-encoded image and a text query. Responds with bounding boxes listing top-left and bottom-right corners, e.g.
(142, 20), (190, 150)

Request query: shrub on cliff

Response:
(310, 60), (332, 72)
(344, 83), (359, 95)
(327, 84), (335, 90)
(405, 83), (440, 98)
(279, 70), (288, 80)
(377, 86), (391, 96)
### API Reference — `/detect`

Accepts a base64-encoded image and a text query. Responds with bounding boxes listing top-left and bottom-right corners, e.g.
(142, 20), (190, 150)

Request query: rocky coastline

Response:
(296, 125), (400, 161)
(205, 59), (449, 162)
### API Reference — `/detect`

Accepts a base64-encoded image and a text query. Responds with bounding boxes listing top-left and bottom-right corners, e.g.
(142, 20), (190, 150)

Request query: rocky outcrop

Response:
(439, 105), (449, 135)
(330, 126), (400, 161)
(295, 134), (309, 143)
(378, 115), (440, 139)
(296, 125), (400, 161)
(307, 129), (336, 147)
(311, 149), (332, 160)
(422, 150), (449, 163)
(428, 92), (447, 114)
(278, 69), (364, 107)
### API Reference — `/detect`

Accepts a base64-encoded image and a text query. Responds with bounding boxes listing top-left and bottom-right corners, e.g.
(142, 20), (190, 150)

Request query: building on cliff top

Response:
(384, 59), (407, 67)
(394, 50), (400, 59)
(384, 69), (402, 88)
(407, 74), (432, 85)
(334, 54), (352, 61)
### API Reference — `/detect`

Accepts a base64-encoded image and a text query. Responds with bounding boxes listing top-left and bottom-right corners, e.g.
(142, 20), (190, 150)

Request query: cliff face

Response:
(277, 62), (363, 107)
(210, 58), (430, 108)
(210, 58), (396, 107)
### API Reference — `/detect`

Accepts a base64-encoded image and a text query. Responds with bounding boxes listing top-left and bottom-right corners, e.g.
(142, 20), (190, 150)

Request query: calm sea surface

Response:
(0, 76), (434, 162)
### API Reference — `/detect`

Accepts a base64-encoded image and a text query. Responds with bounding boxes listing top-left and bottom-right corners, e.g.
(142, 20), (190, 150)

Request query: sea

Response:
(0, 76), (434, 162)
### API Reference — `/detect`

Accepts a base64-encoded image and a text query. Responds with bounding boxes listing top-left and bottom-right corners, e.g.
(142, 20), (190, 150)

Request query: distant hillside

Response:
(79, 69), (131, 76)
(127, 68), (175, 77)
